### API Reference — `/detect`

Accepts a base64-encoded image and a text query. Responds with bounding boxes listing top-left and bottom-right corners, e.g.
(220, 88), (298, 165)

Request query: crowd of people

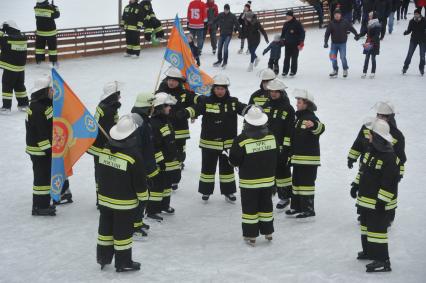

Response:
(0, 0), (417, 276)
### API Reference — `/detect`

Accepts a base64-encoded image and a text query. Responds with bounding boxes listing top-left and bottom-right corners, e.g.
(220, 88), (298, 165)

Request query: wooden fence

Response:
(23, 5), (329, 63)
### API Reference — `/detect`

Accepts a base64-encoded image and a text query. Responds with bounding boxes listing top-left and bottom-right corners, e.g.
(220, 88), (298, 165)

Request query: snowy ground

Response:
(1, 16), (426, 283)
(0, 0), (305, 31)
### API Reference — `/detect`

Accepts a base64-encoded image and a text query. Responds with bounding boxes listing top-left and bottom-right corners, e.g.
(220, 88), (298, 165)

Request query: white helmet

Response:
(101, 81), (123, 101)
(37, 0), (47, 3)
(244, 105), (268, 126)
(266, 78), (287, 91)
(32, 74), (52, 93)
(2, 20), (19, 31)
(109, 114), (139, 141)
(165, 67), (185, 80)
(375, 101), (395, 115)
(213, 74), (231, 86)
(366, 118), (393, 143)
(294, 89), (317, 111)
(153, 92), (178, 107)
(134, 92), (154, 108)
(259, 68), (276, 81)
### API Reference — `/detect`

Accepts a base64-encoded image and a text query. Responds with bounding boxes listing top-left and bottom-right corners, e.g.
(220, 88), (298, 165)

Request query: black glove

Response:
(350, 183), (359, 199)
(324, 43), (328, 48)
(376, 200), (386, 211)
(403, 30), (409, 35)
(347, 158), (355, 169)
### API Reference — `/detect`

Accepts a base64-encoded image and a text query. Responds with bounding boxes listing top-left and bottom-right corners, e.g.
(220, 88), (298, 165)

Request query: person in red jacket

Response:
(188, 0), (207, 54)
(416, 0), (426, 16)
(204, 0), (219, 54)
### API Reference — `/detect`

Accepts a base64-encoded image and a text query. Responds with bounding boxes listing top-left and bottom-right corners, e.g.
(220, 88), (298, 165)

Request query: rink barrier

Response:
(23, 4), (329, 62)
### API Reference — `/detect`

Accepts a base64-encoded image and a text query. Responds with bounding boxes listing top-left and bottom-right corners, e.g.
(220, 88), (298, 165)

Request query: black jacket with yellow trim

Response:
(185, 91), (247, 151)
(229, 127), (278, 189)
(0, 30), (27, 72)
(291, 109), (325, 166)
(157, 80), (199, 141)
(25, 89), (52, 157)
(88, 100), (120, 156)
(34, 1), (60, 36)
(263, 94), (295, 163)
(121, 2), (144, 31)
(150, 112), (179, 171)
(349, 124), (406, 178)
(139, 0), (163, 39)
(357, 149), (400, 212)
(98, 137), (147, 210)
(248, 83), (269, 107)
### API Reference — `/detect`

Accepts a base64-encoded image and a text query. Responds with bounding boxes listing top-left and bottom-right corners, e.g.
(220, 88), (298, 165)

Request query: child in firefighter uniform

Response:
(348, 101), (406, 223)
(88, 82), (122, 206)
(25, 75), (55, 216)
(139, 0), (164, 43)
(248, 68), (277, 107)
(97, 114), (147, 272)
(149, 92), (179, 220)
(230, 106), (278, 246)
(0, 21), (28, 114)
(34, 0), (60, 65)
(121, 0), (144, 57)
(263, 79), (295, 210)
(355, 118), (400, 273)
(157, 67), (200, 183)
(287, 89), (325, 219)
(181, 74), (247, 203)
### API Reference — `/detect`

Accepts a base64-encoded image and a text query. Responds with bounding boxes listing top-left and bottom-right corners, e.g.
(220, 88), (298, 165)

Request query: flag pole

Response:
(96, 122), (111, 140)
(153, 57), (166, 94)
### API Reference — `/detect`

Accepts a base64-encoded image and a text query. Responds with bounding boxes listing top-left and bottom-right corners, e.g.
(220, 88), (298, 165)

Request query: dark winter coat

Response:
(246, 19), (269, 48)
(325, 19), (358, 44)
(281, 17), (306, 46)
(291, 109), (325, 166)
(229, 128), (278, 189)
(361, 19), (382, 55)
(248, 84), (269, 107)
(150, 113), (178, 167)
(157, 80), (199, 142)
(34, 1), (60, 35)
(337, 0), (354, 14)
(25, 89), (53, 157)
(374, 0), (392, 20)
(0, 30), (27, 72)
(363, 0), (376, 13)
(238, 12), (251, 38)
(404, 17), (426, 43)
(263, 41), (283, 60)
(121, 2), (143, 30)
(357, 148), (400, 212)
(213, 12), (241, 36)
(98, 137), (147, 210)
(390, 0), (401, 12)
(184, 90), (247, 151)
(263, 94), (295, 164)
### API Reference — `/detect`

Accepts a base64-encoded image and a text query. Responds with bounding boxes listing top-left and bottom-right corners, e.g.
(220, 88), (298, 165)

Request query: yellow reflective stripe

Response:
(242, 213), (259, 224)
(125, 25), (139, 31)
(2, 92), (13, 99)
(144, 28), (154, 33)
(175, 129), (190, 139)
(378, 189), (394, 203)
(35, 48), (45, 54)
(101, 149), (135, 164)
(367, 232), (388, 243)
(253, 97), (268, 106)
(353, 173), (360, 185)
(37, 140), (51, 150)
(97, 234), (114, 246)
(126, 44), (141, 50)
(154, 26), (163, 33)
(291, 155), (321, 165)
(155, 152), (164, 163)
(360, 225), (367, 235)
(283, 137), (291, 147)
(186, 107), (196, 118)
(114, 238), (133, 250)
(137, 21), (144, 28)
(36, 30), (58, 37)
(240, 177), (275, 189)
(276, 177), (292, 188)
(0, 61), (25, 72)
(98, 194), (138, 210)
(147, 168), (160, 178)
(375, 160), (383, 169)
(48, 50), (58, 55)
(219, 173), (235, 183)
(15, 91), (27, 98)
(137, 191), (149, 201)
(134, 221), (143, 228)
(200, 139), (224, 150)
(363, 129), (371, 138)
(88, 145), (103, 156)
(33, 186), (50, 195)
(385, 198), (397, 210)
(163, 188), (172, 197)
(238, 135), (275, 147)
(160, 125), (171, 136)
(357, 196), (377, 209)
(348, 149), (361, 160)
(258, 212), (274, 222)
(149, 192), (163, 201)
(292, 186), (315, 196)
(165, 161), (181, 171)
(312, 122), (324, 135)
(200, 173), (215, 183)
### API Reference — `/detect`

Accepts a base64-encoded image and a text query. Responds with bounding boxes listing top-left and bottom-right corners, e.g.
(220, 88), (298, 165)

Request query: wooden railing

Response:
(23, 5), (329, 62)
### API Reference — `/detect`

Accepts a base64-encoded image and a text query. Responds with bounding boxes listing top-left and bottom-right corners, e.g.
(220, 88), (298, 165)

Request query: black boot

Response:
(285, 209), (299, 216)
(116, 261), (141, 273)
(161, 206), (175, 214)
(296, 210), (316, 219)
(276, 199), (290, 210)
(366, 259), (392, 272)
(357, 251), (372, 260)
(97, 260), (111, 270)
(147, 213), (163, 222)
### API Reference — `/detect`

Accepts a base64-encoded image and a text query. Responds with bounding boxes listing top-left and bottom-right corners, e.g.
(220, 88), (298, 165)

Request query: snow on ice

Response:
(0, 3), (426, 283)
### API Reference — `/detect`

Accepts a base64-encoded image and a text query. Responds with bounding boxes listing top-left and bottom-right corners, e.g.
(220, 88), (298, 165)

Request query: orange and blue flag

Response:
(164, 15), (213, 95)
(50, 68), (98, 201)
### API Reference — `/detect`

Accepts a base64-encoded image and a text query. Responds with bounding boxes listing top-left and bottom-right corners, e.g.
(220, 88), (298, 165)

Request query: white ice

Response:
(0, 7), (426, 283)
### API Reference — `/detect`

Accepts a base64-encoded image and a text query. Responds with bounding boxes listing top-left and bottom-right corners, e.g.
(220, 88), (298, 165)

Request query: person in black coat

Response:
(402, 9), (426, 75)
(374, 0), (392, 39)
(361, 0), (376, 34)
(263, 35), (284, 74)
(360, 12), (382, 77)
(238, 3), (252, 54)
(245, 11), (269, 72)
(280, 11), (306, 77)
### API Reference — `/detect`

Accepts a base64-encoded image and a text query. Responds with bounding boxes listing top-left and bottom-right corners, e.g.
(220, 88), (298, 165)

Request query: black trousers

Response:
(35, 35), (58, 63)
(241, 188), (274, 238)
(176, 139), (187, 164)
(2, 70), (28, 109)
(31, 156), (51, 209)
(199, 148), (236, 195)
(146, 169), (164, 215)
(283, 44), (299, 75)
(268, 58), (280, 75)
(162, 163), (181, 209)
(291, 165), (317, 213)
(203, 24), (217, 51)
(360, 210), (391, 261)
(363, 52), (377, 73)
(276, 160), (292, 200)
(380, 18), (388, 39)
(400, 0), (409, 18)
(97, 207), (135, 267)
(125, 30), (141, 56)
